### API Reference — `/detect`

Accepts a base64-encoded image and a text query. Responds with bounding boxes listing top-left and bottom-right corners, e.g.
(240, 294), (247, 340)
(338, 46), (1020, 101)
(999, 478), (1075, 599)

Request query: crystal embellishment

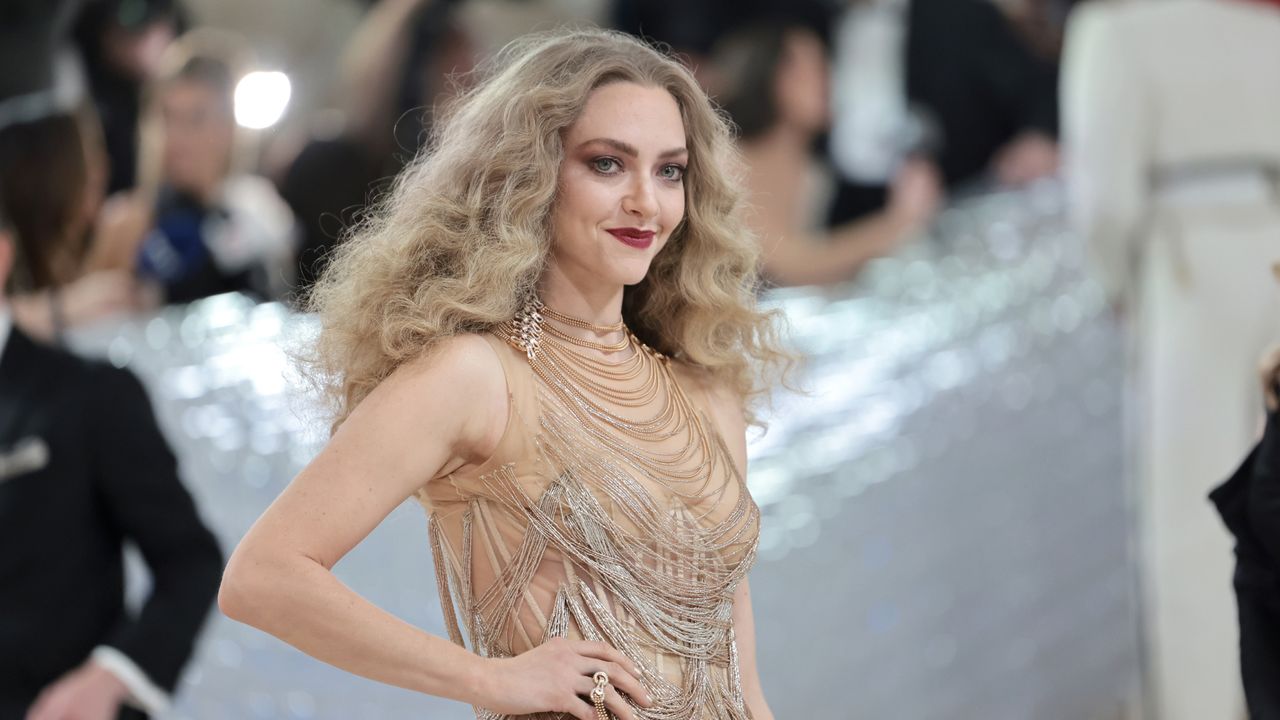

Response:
(513, 297), (545, 360)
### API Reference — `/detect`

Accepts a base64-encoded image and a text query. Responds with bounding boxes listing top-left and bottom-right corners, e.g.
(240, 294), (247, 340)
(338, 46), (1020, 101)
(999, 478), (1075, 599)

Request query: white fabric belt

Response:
(1153, 167), (1278, 207)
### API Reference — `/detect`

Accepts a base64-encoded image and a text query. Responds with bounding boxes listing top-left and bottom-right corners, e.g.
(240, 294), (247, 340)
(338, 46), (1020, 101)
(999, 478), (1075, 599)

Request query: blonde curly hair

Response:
(306, 27), (789, 430)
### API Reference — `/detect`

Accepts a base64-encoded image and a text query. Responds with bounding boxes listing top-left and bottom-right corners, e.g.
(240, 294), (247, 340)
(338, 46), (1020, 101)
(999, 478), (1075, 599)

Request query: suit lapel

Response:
(0, 328), (47, 443)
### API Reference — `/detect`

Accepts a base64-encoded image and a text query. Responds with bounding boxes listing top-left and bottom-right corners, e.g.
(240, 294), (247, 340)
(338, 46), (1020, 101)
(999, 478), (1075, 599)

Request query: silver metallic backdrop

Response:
(70, 181), (1140, 719)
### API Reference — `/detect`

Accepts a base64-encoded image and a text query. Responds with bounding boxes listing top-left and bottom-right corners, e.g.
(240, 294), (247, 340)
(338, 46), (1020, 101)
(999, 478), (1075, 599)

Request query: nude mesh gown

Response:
(415, 330), (760, 720)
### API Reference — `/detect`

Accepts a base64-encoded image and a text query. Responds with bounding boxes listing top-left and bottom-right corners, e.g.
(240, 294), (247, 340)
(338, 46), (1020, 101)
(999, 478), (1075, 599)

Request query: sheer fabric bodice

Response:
(415, 317), (759, 720)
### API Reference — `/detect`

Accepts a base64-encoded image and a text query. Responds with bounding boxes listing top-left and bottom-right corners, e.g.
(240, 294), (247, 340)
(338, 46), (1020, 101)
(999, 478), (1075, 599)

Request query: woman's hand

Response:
(472, 638), (652, 720)
(886, 159), (943, 235)
(1259, 343), (1280, 411)
(85, 193), (152, 273)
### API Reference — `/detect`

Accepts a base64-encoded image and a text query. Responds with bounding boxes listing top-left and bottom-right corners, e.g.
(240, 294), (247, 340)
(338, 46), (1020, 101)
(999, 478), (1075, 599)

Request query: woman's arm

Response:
(83, 193), (152, 274)
(753, 160), (940, 288)
(218, 334), (506, 701)
(218, 334), (648, 720)
(1061, 4), (1150, 312)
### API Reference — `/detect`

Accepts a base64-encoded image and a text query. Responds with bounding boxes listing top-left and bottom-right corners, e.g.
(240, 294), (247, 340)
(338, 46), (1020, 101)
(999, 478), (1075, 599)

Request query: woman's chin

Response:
(618, 265), (656, 287)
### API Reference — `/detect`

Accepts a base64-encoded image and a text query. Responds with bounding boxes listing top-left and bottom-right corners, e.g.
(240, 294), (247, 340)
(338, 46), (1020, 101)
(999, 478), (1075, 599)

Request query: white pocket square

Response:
(0, 436), (50, 482)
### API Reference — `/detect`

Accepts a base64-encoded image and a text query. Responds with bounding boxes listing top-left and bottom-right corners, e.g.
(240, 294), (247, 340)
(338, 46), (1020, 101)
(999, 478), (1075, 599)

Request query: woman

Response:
(220, 29), (787, 720)
(89, 31), (297, 305)
(711, 20), (940, 287)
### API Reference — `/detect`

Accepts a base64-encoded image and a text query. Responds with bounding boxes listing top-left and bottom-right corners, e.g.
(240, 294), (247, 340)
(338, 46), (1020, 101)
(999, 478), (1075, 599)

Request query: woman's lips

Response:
(607, 228), (656, 249)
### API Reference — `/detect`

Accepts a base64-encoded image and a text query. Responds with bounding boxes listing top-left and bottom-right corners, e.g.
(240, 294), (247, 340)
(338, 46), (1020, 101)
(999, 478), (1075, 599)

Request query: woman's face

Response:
(775, 29), (830, 134)
(161, 79), (235, 199)
(548, 81), (688, 291)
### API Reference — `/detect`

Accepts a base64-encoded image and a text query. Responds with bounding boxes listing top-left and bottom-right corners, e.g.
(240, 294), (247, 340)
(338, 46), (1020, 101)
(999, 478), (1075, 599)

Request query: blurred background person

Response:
(73, 0), (187, 195)
(0, 108), (148, 344)
(1212, 335), (1280, 720)
(278, 0), (477, 293)
(1063, 0), (1280, 717)
(0, 194), (223, 720)
(828, 0), (1060, 224)
(87, 30), (299, 305)
(0, 0), (84, 131)
(711, 19), (941, 287)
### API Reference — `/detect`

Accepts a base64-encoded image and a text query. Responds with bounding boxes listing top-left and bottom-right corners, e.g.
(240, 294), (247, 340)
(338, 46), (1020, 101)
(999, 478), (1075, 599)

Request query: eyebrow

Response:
(579, 137), (688, 160)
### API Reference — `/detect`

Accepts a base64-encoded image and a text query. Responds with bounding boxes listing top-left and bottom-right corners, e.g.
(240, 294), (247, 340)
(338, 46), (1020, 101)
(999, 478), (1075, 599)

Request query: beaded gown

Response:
(415, 303), (760, 719)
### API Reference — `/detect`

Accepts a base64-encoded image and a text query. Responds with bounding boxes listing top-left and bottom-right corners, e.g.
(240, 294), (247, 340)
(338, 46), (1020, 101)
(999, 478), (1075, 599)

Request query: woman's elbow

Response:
(218, 545), (278, 625)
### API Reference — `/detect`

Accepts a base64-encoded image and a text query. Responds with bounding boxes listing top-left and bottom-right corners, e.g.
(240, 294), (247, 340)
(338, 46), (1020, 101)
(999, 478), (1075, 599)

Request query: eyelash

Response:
(590, 156), (686, 182)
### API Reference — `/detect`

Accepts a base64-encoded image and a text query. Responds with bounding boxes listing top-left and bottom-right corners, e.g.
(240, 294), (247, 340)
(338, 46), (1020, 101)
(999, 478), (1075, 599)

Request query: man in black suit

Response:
(1212, 343), (1280, 719)
(828, 0), (1061, 223)
(0, 201), (223, 718)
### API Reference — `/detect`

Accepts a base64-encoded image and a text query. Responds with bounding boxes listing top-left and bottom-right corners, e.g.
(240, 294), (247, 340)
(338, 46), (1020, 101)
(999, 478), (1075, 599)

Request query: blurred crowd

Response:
(3, 0), (1280, 718)
(0, 0), (1071, 347)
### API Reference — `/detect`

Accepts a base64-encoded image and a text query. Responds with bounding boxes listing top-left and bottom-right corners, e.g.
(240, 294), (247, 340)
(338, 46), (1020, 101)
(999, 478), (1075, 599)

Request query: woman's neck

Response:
(535, 271), (628, 350)
(740, 122), (814, 223)
(741, 121), (813, 165)
(538, 280), (623, 324)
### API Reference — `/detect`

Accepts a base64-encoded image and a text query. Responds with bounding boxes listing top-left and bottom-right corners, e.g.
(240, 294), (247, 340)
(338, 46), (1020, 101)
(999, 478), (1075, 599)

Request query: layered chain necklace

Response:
(483, 298), (761, 711)
(495, 297), (716, 493)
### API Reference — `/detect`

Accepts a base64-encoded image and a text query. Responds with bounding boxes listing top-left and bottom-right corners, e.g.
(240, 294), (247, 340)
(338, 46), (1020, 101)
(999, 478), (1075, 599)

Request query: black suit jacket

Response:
(0, 327), (223, 719)
(1210, 404), (1280, 719)
(829, 0), (1060, 223)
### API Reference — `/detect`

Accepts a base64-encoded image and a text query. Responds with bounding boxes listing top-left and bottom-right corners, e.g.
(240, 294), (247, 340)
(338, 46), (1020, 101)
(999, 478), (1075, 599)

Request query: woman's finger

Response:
(572, 641), (655, 709)
(603, 682), (640, 720)
(574, 657), (648, 707)
(559, 691), (596, 720)
(574, 641), (638, 675)
(572, 675), (639, 720)
(600, 661), (649, 707)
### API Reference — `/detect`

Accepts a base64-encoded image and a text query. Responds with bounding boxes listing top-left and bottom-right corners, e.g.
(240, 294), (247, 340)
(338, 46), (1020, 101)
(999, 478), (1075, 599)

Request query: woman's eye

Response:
(660, 164), (686, 181)
(591, 157), (620, 174)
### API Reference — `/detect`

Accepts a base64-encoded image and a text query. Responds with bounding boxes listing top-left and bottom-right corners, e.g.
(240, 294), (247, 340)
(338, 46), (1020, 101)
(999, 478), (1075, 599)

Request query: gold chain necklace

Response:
(542, 321), (631, 354)
(496, 297), (716, 486)
(540, 303), (625, 334)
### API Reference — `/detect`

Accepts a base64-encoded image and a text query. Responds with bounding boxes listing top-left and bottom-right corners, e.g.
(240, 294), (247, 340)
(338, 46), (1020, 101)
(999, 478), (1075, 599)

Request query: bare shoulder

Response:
(671, 361), (744, 412)
(353, 332), (509, 473)
(394, 332), (504, 380)
(670, 361), (747, 454)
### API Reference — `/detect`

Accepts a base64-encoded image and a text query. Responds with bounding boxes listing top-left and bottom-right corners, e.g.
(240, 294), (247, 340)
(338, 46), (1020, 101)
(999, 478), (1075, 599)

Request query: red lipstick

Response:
(606, 227), (656, 250)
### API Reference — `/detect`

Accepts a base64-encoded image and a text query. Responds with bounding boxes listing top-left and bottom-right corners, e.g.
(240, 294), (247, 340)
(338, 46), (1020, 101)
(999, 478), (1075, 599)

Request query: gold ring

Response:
(590, 671), (609, 717)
